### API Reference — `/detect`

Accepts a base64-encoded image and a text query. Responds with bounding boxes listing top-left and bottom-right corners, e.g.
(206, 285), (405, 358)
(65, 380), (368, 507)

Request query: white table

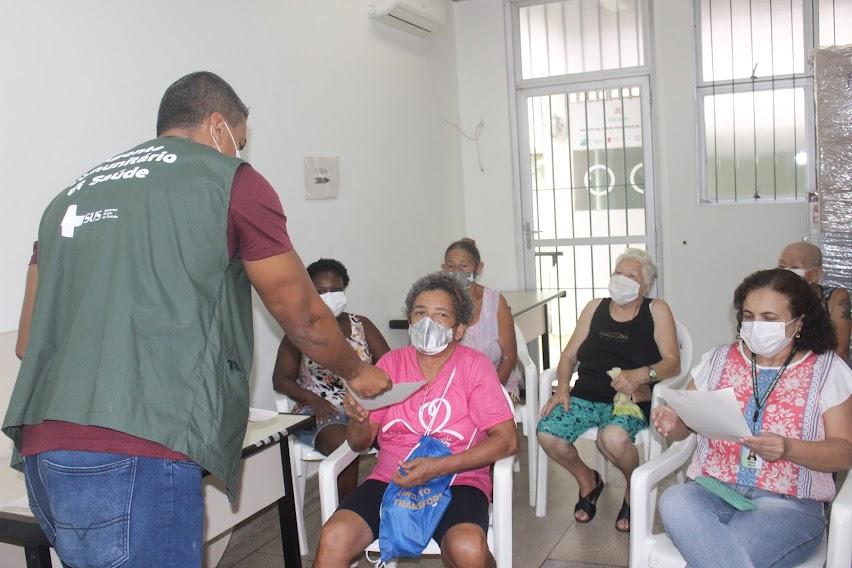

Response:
(0, 413), (313, 568)
(502, 289), (566, 368)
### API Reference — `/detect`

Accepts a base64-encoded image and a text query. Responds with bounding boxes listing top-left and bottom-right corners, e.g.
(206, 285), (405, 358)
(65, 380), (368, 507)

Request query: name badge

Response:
(740, 446), (763, 470)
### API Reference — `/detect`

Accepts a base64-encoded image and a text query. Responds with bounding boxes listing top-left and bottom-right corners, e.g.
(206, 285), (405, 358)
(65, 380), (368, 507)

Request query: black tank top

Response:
(571, 298), (662, 403)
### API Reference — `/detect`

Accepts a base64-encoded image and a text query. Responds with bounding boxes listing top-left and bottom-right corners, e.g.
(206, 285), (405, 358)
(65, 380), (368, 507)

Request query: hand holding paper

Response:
(657, 387), (752, 442)
(350, 380), (427, 411)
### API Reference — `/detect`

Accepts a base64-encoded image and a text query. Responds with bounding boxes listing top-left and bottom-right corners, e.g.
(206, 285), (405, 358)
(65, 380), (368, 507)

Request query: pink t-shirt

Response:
(366, 344), (515, 499)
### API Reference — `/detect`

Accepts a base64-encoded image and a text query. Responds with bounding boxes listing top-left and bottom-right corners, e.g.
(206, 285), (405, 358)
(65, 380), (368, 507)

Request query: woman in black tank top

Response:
(537, 249), (681, 532)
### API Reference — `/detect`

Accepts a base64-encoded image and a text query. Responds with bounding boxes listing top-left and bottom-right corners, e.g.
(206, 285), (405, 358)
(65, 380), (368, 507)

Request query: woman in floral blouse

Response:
(273, 258), (390, 497)
(653, 268), (852, 568)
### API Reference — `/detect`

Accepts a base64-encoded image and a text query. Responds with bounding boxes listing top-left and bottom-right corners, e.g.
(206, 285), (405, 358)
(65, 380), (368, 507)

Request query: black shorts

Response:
(338, 479), (490, 544)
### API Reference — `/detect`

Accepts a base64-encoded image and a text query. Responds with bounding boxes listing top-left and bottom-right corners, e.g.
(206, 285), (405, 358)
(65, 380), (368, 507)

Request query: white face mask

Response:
(608, 274), (641, 306)
(320, 291), (347, 317)
(740, 319), (797, 357)
(210, 120), (241, 159)
(786, 267), (808, 279)
(408, 316), (454, 355)
(445, 271), (476, 290)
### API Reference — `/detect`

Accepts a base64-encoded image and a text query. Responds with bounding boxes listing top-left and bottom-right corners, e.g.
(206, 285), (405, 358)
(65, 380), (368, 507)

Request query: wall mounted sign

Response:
(304, 156), (339, 200)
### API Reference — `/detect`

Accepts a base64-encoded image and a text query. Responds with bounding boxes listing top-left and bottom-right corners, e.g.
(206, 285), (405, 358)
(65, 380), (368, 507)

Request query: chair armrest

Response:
(538, 368), (556, 413)
(630, 435), (696, 564)
(493, 455), (514, 493)
(492, 455), (514, 567)
(519, 352), (538, 420)
(318, 441), (360, 524)
(655, 372), (691, 396)
(827, 468), (852, 568)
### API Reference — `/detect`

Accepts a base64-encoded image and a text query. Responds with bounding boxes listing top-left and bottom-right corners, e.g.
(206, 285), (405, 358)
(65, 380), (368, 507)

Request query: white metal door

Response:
(517, 75), (657, 352)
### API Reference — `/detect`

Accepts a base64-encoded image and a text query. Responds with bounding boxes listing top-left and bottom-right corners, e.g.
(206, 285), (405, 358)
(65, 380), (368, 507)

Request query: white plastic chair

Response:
(513, 323), (540, 507)
(274, 393), (324, 556)
(630, 434), (852, 568)
(318, 441), (515, 568)
(535, 320), (693, 517)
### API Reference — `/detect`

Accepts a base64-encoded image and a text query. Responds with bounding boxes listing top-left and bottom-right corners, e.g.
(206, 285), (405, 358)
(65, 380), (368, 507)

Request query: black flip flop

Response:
(574, 470), (604, 523)
(615, 499), (630, 532)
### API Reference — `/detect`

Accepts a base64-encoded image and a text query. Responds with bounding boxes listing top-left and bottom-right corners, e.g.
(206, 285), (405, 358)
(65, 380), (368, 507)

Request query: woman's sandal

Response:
(615, 499), (630, 532)
(574, 470), (604, 523)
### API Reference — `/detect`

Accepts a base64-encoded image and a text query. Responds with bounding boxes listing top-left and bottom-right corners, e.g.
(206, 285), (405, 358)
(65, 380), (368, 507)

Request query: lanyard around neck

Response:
(749, 349), (796, 424)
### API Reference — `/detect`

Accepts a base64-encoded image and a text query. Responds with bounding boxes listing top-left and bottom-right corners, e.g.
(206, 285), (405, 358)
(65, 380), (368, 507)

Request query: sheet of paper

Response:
(657, 387), (752, 442)
(248, 407), (278, 422)
(350, 380), (427, 411)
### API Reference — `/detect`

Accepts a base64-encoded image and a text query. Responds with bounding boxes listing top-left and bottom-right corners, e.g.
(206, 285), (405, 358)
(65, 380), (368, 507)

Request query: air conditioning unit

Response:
(368, 0), (447, 37)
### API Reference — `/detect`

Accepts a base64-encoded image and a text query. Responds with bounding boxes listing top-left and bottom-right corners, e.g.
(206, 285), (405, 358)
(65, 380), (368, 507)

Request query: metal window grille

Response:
(696, 0), (852, 204)
(518, 0), (645, 80)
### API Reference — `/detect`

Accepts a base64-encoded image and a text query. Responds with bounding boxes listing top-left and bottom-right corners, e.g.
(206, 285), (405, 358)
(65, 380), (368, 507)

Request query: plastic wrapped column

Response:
(813, 45), (852, 290)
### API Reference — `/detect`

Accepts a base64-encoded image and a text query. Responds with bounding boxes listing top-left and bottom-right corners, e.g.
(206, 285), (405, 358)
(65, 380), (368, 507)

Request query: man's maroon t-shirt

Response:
(22, 164), (293, 460)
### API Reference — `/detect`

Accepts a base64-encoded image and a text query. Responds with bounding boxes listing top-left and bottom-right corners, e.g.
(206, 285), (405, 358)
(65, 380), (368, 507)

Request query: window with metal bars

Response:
(518, 0), (645, 80)
(696, 0), (852, 204)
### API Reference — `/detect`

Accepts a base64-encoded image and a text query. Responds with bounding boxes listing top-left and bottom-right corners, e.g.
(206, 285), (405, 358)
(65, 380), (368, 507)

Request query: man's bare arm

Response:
(15, 265), (38, 360)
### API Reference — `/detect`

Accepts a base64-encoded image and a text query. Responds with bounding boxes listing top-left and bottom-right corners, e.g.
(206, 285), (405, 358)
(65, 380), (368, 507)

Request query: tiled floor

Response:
(213, 437), (666, 568)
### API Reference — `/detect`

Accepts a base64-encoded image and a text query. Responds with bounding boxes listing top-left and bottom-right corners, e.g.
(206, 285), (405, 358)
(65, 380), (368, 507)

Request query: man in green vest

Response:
(3, 71), (391, 567)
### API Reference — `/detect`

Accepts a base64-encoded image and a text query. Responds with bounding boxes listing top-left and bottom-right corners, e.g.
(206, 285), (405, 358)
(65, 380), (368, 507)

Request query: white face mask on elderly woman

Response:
(408, 316), (454, 355)
(608, 274), (641, 306)
(740, 319), (798, 358)
(320, 291), (347, 317)
(786, 267), (808, 279)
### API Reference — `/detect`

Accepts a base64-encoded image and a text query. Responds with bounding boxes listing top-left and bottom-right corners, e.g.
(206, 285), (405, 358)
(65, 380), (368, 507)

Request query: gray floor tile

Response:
(232, 552), (286, 568)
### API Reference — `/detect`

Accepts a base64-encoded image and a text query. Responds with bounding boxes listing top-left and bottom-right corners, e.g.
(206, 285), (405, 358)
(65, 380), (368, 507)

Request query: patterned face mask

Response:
(444, 271), (475, 290)
(408, 316), (454, 355)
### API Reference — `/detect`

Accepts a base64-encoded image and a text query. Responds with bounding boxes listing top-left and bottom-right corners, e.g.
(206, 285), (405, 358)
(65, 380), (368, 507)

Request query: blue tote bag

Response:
(376, 367), (479, 565)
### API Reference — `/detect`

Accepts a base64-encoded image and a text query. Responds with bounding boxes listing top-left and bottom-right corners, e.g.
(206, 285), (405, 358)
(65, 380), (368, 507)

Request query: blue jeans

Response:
(24, 451), (203, 568)
(660, 480), (826, 568)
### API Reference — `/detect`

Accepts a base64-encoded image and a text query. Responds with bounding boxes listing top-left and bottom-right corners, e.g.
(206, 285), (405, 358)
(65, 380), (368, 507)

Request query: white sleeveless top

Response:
(461, 286), (522, 398)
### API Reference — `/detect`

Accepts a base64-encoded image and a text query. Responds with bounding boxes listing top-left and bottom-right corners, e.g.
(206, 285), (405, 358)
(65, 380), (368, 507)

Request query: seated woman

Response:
(537, 248), (680, 532)
(655, 268), (852, 568)
(442, 238), (521, 401)
(314, 273), (519, 568)
(272, 258), (389, 496)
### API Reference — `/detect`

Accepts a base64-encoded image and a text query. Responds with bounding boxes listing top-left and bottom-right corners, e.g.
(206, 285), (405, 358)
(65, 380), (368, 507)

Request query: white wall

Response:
(453, 1), (525, 291)
(650, 0), (808, 358)
(451, 0), (809, 363)
(0, 1), (465, 407)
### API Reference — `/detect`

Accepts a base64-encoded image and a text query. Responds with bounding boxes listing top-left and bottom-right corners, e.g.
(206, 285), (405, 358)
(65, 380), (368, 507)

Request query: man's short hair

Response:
(156, 71), (249, 135)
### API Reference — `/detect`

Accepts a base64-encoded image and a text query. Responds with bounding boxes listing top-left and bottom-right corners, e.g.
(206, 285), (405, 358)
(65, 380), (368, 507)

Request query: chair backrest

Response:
(274, 392), (295, 413)
(514, 323), (537, 382)
(672, 320), (694, 387)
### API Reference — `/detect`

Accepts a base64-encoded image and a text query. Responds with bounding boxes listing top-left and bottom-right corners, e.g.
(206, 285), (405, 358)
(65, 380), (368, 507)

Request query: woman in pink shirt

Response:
(315, 273), (519, 568)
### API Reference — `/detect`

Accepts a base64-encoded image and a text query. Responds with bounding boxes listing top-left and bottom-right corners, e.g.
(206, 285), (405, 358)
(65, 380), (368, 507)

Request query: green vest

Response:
(3, 137), (254, 496)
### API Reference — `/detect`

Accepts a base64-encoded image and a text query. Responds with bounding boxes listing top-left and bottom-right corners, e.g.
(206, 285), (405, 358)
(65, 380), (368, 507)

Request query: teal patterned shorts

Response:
(536, 396), (648, 443)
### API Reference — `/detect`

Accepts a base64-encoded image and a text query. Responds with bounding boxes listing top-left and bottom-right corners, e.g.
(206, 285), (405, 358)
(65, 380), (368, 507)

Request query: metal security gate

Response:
(517, 77), (656, 354)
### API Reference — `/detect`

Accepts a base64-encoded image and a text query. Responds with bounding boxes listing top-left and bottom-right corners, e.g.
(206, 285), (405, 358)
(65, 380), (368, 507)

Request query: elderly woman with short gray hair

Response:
(537, 248), (680, 532)
(315, 273), (518, 568)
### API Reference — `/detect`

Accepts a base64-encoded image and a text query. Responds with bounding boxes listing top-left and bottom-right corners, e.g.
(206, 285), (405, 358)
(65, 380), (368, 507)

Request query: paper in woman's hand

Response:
(350, 380), (427, 410)
(656, 387), (751, 442)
